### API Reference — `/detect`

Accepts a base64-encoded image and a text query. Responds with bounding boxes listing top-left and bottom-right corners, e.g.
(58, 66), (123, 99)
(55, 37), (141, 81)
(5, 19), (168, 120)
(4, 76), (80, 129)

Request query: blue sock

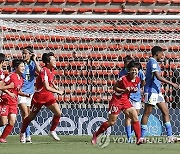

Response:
(125, 125), (132, 140)
(25, 126), (30, 137)
(164, 121), (172, 136)
(141, 125), (148, 138)
(0, 126), (5, 133)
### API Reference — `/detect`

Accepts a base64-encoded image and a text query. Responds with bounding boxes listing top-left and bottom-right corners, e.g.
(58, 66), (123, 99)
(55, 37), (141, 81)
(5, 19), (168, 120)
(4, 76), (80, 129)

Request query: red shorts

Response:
(30, 97), (56, 113)
(0, 104), (17, 116)
(108, 95), (132, 115)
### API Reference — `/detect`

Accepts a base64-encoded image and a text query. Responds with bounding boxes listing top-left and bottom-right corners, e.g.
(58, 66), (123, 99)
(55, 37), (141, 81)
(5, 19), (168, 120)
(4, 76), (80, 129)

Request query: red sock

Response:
(0, 124), (13, 139)
(50, 115), (60, 131)
(132, 121), (141, 140)
(21, 117), (31, 133)
(95, 121), (109, 137)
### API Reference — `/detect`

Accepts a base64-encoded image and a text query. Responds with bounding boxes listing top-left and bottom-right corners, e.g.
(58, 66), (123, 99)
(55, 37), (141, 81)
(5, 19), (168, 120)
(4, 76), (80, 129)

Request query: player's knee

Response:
(8, 120), (16, 126)
(108, 120), (116, 126)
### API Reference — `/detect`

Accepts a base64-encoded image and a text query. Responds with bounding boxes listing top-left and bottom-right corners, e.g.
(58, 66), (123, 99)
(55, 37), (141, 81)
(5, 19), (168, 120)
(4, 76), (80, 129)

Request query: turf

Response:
(0, 135), (179, 154)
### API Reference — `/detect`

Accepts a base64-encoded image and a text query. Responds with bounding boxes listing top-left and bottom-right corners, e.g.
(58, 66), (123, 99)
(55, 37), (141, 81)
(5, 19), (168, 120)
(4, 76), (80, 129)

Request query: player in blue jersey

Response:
(18, 46), (41, 143)
(119, 56), (145, 143)
(141, 46), (180, 143)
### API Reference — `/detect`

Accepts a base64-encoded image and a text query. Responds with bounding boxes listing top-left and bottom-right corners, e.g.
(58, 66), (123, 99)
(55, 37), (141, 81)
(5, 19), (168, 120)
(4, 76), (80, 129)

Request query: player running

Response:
(20, 52), (63, 142)
(18, 46), (41, 143)
(141, 46), (180, 143)
(119, 56), (145, 143)
(91, 61), (143, 145)
(0, 59), (25, 143)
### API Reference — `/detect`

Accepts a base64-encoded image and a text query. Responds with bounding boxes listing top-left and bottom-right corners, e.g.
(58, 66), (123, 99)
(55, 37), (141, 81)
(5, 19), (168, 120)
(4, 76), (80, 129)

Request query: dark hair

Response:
(22, 46), (33, 54)
(12, 59), (24, 69)
(0, 53), (5, 64)
(151, 46), (163, 56)
(42, 52), (54, 64)
(124, 55), (133, 63)
(127, 60), (140, 71)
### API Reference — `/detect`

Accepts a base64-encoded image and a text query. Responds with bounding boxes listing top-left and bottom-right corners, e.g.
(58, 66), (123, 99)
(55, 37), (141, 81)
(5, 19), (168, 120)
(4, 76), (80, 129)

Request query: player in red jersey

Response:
(20, 52), (63, 142)
(91, 61), (143, 145)
(0, 59), (25, 143)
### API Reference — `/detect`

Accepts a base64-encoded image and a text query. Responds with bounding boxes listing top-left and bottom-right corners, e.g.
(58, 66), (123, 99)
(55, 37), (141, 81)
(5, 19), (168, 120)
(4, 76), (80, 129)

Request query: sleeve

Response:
(117, 76), (124, 88)
(150, 60), (159, 73)
(138, 69), (146, 81)
(0, 72), (5, 81)
(119, 71), (123, 78)
(40, 69), (49, 83)
(4, 74), (12, 85)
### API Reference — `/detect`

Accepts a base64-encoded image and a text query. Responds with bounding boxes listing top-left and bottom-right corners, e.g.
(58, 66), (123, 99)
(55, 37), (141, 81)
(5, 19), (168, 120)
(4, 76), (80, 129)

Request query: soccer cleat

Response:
(136, 138), (145, 145)
(49, 131), (60, 141)
(0, 138), (7, 143)
(91, 133), (97, 145)
(26, 136), (32, 143)
(20, 133), (26, 143)
(167, 136), (178, 143)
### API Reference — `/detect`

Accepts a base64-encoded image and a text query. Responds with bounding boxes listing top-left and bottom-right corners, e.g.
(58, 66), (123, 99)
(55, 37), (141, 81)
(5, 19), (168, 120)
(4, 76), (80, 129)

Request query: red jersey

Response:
(0, 69), (5, 81)
(33, 67), (55, 103)
(1, 72), (23, 105)
(114, 74), (140, 103)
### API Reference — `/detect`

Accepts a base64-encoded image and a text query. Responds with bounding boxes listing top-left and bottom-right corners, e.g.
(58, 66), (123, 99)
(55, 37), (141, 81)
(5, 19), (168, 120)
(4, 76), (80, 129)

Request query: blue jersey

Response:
(144, 57), (161, 94)
(119, 68), (145, 102)
(21, 60), (36, 94)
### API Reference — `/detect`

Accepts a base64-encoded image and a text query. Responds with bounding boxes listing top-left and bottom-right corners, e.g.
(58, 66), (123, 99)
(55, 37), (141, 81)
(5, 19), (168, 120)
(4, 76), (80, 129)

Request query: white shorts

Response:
(130, 101), (142, 110)
(144, 93), (165, 106)
(18, 95), (33, 107)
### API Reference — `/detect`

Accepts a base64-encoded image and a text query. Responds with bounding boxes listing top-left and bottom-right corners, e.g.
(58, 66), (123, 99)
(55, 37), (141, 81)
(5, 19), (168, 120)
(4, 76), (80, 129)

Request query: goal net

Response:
(0, 15), (179, 136)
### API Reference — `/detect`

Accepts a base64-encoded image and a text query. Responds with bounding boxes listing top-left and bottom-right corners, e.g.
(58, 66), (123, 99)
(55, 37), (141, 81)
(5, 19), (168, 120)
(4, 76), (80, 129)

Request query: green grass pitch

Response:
(0, 135), (179, 154)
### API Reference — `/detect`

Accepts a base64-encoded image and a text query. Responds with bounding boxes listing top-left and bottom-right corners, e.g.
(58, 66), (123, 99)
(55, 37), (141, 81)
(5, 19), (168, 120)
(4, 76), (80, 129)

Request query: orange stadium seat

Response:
(111, 0), (126, 2)
(123, 8), (137, 13)
(126, 0), (141, 3)
(108, 8), (122, 13)
(81, 0), (96, 2)
(2, 7), (17, 12)
(93, 8), (108, 13)
(67, 0), (81, 2)
(17, 8), (32, 13)
(78, 8), (93, 13)
(152, 9), (165, 13)
(32, 8), (47, 13)
(96, 0), (111, 2)
(21, 0), (36, 2)
(172, 0), (180, 4)
(63, 8), (77, 13)
(37, 0), (51, 2)
(142, 0), (156, 3)
(47, 8), (63, 13)
(52, 0), (66, 2)
(157, 0), (171, 3)
(6, 0), (20, 2)
(138, 8), (152, 13)
(167, 9), (180, 14)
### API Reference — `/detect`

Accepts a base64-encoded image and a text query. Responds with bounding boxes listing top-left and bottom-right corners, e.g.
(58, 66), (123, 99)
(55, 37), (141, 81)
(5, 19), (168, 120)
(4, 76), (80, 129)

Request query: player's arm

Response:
(44, 80), (63, 95)
(3, 89), (16, 99)
(153, 71), (179, 89)
(0, 81), (14, 90)
(139, 70), (146, 88)
(113, 80), (129, 93)
(18, 91), (31, 97)
(32, 53), (41, 73)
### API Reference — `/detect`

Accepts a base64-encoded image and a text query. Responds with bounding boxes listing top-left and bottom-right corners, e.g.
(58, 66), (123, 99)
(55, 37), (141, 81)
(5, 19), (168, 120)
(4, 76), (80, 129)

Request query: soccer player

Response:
(141, 46), (179, 143)
(20, 52), (63, 142)
(119, 56), (145, 143)
(91, 61), (143, 145)
(18, 46), (41, 143)
(0, 59), (25, 143)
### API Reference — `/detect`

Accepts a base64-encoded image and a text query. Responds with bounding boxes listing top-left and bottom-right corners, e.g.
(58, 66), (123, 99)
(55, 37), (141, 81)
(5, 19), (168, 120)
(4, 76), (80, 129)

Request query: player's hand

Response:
(31, 53), (37, 61)
(125, 87), (131, 92)
(172, 83), (179, 89)
(131, 87), (138, 93)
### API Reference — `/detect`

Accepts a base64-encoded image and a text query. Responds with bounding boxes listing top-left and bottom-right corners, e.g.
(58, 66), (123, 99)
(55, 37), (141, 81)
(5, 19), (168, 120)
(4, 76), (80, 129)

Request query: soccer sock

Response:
(25, 126), (30, 137)
(164, 121), (172, 136)
(0, 126), (5, 134)
(132, 121), (141, 140)
(125, 125), (132, 140)
(21, 117), (31, 133)
(95, 121), (109, 137)
(50, 115), (60, 131)
(141, 125), (148, 138)
(0, 124), (13, 139)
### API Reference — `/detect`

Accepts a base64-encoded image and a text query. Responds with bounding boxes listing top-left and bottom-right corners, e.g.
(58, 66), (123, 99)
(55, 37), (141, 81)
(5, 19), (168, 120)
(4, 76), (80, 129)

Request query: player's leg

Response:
(124, 107), (141, 144)
(0, 116), (8, 135)
(47, 102), (61, 141)
(125, 115), (132, 143)
(91, 114), (118, 145)
(0, 114), (16, 143)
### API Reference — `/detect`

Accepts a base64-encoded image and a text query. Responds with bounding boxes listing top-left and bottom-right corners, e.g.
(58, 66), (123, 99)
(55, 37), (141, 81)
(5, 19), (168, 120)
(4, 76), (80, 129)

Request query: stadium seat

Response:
(32, 8), (47, 13)
(108, 8), (122, 13)
(111, 0), (126, 2)
(96, 0), (111, 2)
(47, 8), (63, 13)
(123, 8), (137, 13)
(52, 0), (66, 2)
(78, 8), (93, 13)
(63, 8), (77, 13)
(37, 0), (51, 2)
(17, 8), (32, 13)
(2, 7), (17, 12)
(81, 0), (96, 2)
(21, 0), (36, 2)
(172, 0), (180, 4)
(126, 0), (141, 3)
(6, 0), (20, 2)
(93, 8), (108, 13)
(152, 9), (165, 13)
(157, 0), (171, 3)
(67, 0), (81, 2)
(167, 9), (180, 14)
(142, 0), (156, 3)
(138, 8), (152, 13)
